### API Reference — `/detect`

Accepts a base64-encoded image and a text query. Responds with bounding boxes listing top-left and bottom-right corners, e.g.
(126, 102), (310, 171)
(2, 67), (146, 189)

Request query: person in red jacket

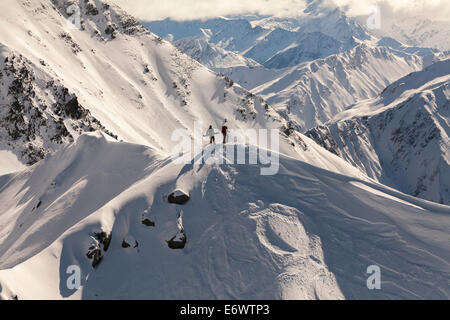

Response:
(221, 120), (228, 144)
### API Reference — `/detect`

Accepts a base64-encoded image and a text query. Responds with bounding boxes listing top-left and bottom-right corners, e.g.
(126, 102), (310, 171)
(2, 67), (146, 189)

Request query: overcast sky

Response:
(111, 0), (450, 22)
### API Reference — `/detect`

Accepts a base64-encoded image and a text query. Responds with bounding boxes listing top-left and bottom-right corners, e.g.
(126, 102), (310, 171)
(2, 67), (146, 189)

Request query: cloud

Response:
(111, 0), (307, 21)
(110, 0), (450, 22)
(335, 0), (450, 20)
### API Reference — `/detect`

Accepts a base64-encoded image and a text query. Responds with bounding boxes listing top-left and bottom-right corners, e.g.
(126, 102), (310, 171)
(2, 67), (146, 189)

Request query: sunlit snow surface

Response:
(0, 0), (449, 300)
(0, 133), (449, 299)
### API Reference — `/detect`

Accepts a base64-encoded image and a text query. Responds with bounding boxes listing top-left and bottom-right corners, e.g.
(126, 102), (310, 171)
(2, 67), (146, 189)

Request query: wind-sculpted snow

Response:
(0, 133), (449, 299)
(307, 60), (450, 204)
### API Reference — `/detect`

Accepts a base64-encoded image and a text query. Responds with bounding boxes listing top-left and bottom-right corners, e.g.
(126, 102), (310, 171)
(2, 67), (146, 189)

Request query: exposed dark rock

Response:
(282, 122), (295, 137)
(142, 218), (155, 227)
(305, 126), (341, 156)
(168, 190), (190, 205)
(105, 24), (116, 39)
(122, 238), (139, 249)
(85, 2), (99, 16)
(224, 76), (234, 88)
(59, 32), (82, 54)
(121, 239), (130, 248)
(167, 230), (187, 249)
(94, 231), (112, 251)
(0, 51), (117, 165)
(87, 232), (111, 267)
(167, 210), (186, 249)
(86, 243), (102, 268)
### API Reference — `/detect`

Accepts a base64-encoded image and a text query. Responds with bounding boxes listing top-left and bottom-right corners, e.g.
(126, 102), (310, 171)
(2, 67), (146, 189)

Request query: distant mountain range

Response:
(306, 60), (450, 205)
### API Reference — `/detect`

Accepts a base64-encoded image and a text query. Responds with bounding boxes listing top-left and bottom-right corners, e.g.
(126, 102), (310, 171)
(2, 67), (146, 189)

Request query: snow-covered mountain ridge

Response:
(0, 0), (311, 166)
(250, 44), (428, 131)
(151, 16), (443, 131)
(144, 0), (374, 70)
(306, 59), (450, 204)
(174, 37), (262, 69)
(0, 0), (449, 300)
(1, 132), (449, 299)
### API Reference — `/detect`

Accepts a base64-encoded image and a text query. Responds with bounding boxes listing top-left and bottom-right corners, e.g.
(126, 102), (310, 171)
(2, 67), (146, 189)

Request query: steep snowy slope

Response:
(306, 59), (450, 204)
(0, 0), (304, 165)
(1, 132), (449, 300)
(251, 45), (425, 131)
(0, 44), (115, 166)
(1, 0), (391, 182)
(174, 37), (261, 69)
(0, 150), (25, 175)
(1, 0), (449, 301)
(175, 42), (428, 132)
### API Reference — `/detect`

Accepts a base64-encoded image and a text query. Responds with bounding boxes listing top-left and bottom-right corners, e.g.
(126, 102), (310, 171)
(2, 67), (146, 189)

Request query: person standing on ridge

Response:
(221, 120), (228, 144)
(205, 125), (216, 144)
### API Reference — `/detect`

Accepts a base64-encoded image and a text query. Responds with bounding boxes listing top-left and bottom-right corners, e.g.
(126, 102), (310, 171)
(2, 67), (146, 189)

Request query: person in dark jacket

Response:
(221, 120), (228, 144)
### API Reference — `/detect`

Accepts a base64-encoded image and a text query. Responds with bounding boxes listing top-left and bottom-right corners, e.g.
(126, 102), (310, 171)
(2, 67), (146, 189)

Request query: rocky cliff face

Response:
(0, 46), (114, 164)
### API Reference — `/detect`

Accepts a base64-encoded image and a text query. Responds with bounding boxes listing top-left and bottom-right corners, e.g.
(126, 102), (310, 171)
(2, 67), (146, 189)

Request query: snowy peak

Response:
(249, 30), (346, 69)
(379, 59), (450, 106)
(0, 0), (310, 166)
(252, 0), (371, 43)
(252, 44), (425, 130)
(174, 37), (261, 69)
(145, 8), (372, 70)
(307, 59), (450, 204)
(50, 0), (149, 39)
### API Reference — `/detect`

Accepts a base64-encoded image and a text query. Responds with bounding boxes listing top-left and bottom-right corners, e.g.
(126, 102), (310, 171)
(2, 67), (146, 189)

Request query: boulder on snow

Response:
(86, 241), (103, 268)
(167, 210), (186, 249)
(168, 190), (190, 205)
(86, 232), (111, 267)
(167, 230), (187, 249)
(94, 231), (112, 251)
(142, 218), (155, 227)
(121, 239), (131, 248)
(122, 235), (138, 249)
